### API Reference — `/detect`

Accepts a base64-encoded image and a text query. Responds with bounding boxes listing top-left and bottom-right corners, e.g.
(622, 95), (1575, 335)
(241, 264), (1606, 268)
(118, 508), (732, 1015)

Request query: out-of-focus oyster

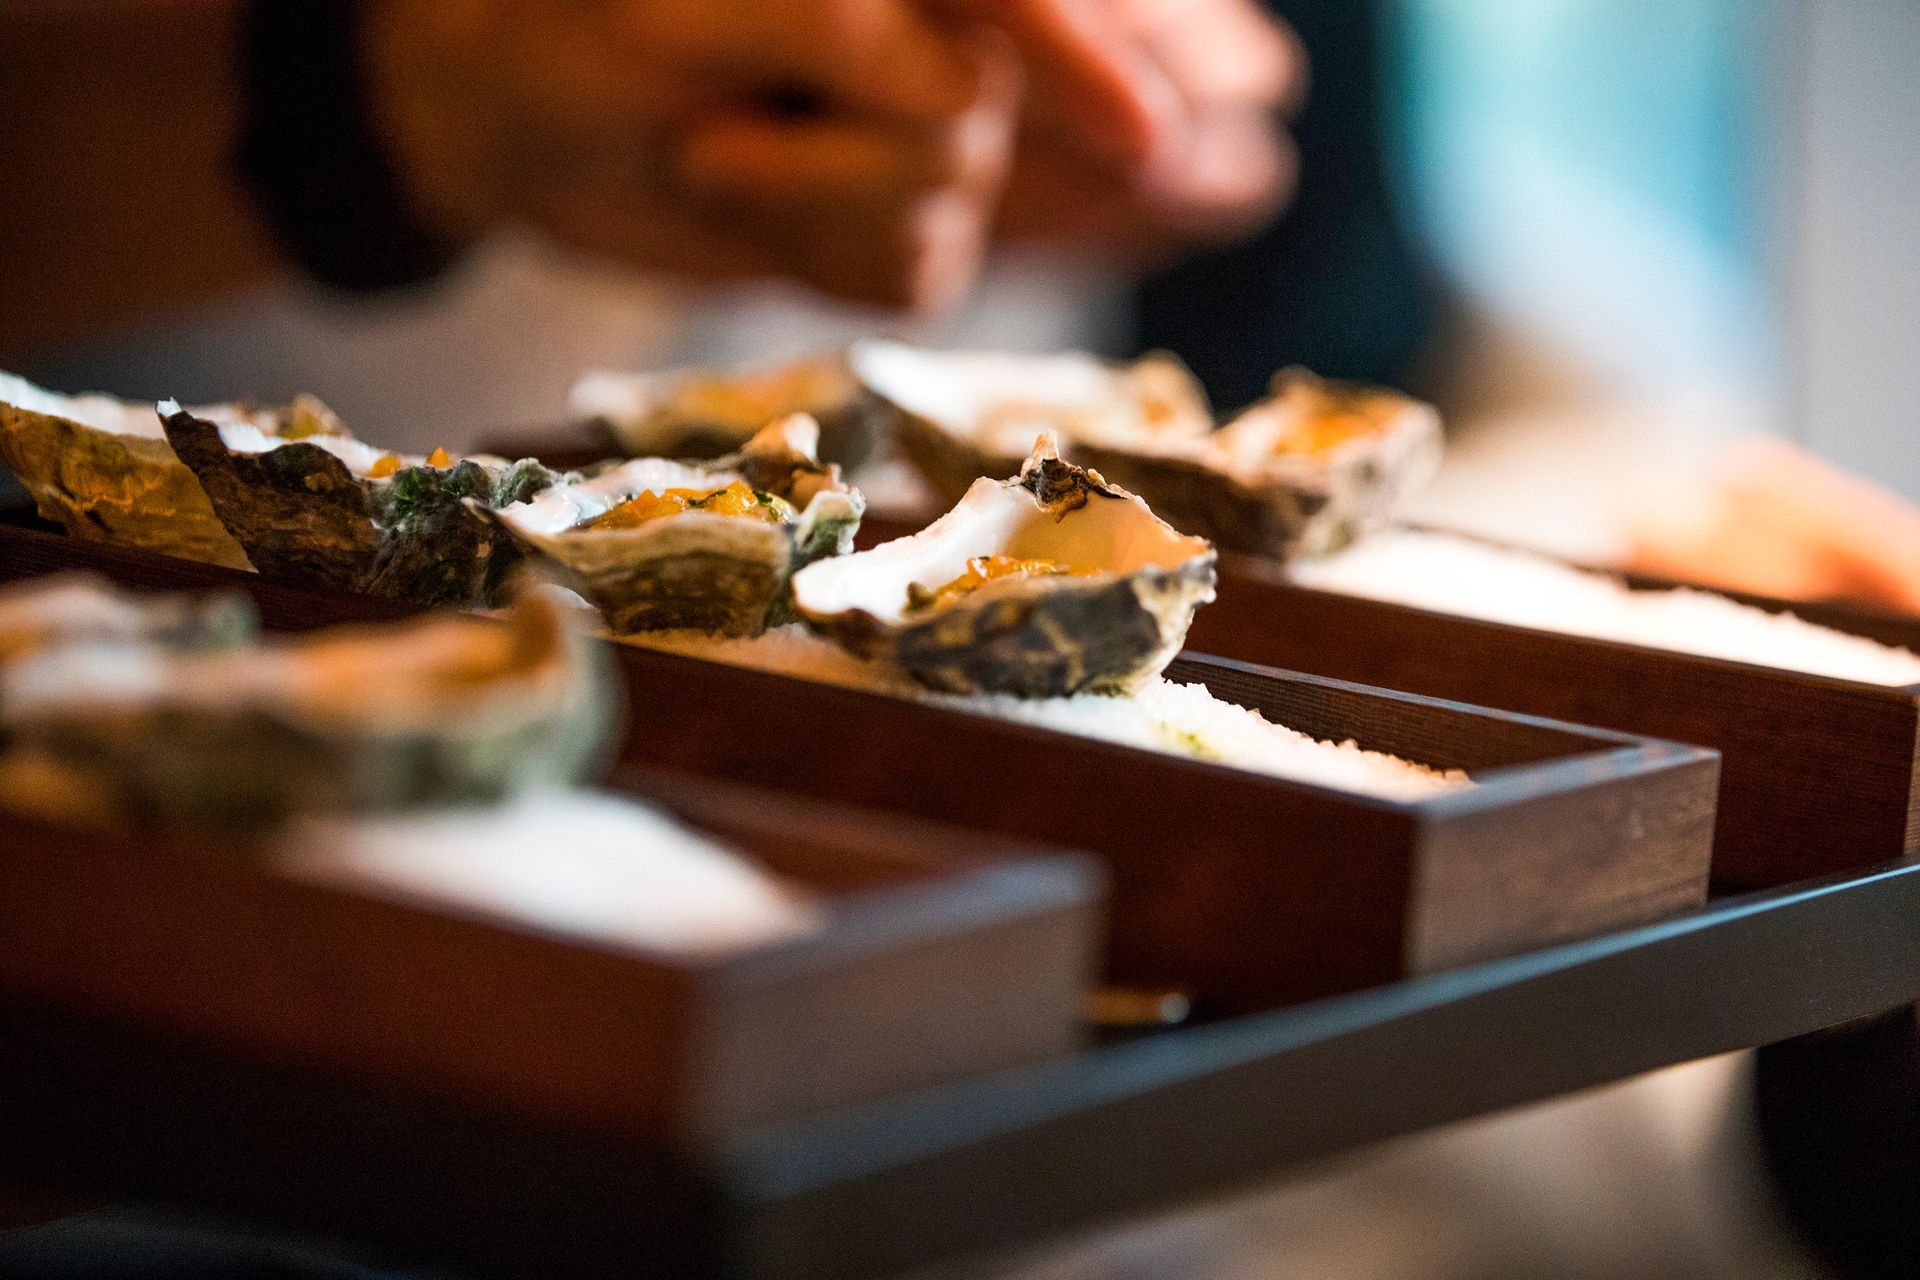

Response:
(0, 372), (258, 569)
(0, 583), (612, 828)
(848, 340), (1212, 503)
(1075, 370), (1443, 560)
(572, 352), (883, 470)
(0, 572), (254, 668)
(496, 415), (863, 637)
(162, 402), (571, 606)
(792, 437), (1215, 697)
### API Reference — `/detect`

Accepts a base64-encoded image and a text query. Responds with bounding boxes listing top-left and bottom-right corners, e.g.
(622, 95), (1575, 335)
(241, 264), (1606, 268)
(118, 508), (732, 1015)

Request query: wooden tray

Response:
(1171, 552), (1920, 887)
(0, 773), (1099, 1150)
(0, 526), (1718, 1014)
(6, 858), (1919, 1280)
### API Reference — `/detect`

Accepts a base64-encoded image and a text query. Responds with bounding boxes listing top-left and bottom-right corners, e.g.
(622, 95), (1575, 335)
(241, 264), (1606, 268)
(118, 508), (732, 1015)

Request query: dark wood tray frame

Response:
(0, 775), (1100, 1151)
(1173, 549), (1920, 887)
(0, 526), (1719, 1015)
(6, 860), (1919, 1280)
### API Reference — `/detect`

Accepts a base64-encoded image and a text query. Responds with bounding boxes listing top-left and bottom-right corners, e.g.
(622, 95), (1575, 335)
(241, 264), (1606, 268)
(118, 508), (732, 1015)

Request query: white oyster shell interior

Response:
(569, 368), (675, 423)
(156, 396), (435, 478)
(794, 467), (1206, 624)
(5, 373), (273, 444)
(497, 414), (827, 536)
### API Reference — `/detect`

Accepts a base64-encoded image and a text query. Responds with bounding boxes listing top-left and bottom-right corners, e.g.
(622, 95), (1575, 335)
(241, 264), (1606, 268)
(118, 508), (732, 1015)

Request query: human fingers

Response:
(1125, 0), (1305, 112)
(996, 106), (1293, 255)
(674, 47), (1018, 207)
(517, 160), (781, 282)
(767, 185), (999, 310)
(1135, 106), (1295, 237)
(929, 0), (1186, 166)
(617, 0), (991, 125)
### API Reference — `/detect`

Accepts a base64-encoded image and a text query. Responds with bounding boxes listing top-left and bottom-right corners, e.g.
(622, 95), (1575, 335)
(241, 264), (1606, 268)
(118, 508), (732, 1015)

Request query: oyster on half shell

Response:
(494, 414), (864, 637)
(1075, 370), (1443, 561)
(0, 572), (254, 670)
(848, 340), (1212, 503)
(792, 437), (1216, 697)
(0, 582), (612, 829)
(0, 372), (260, 569)
(163, 403), (571, 606)
(572, 352), (883, 470)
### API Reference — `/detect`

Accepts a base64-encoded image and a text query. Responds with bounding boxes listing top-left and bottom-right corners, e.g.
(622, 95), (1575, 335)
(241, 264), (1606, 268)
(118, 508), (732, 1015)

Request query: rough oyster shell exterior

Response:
(0, 381), (252, 569)
(1076, 372), (1443, 561)
(163, 406), (568, 606)
(0, 585), (612, 829)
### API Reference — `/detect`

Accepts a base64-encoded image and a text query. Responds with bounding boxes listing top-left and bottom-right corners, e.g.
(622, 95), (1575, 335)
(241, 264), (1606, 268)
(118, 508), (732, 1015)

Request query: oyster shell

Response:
(495, 414), (864, 637)
(572, 352), (883, 470)
(1075, 370), (1443, 561)
(0, 582), (612, 829)
(792, 437), (1216, 696)
(162, 402), (571, 606)
(0, 572), (254, 668)
(848, 340), (1212, 503)
(0, 372), (255, 569)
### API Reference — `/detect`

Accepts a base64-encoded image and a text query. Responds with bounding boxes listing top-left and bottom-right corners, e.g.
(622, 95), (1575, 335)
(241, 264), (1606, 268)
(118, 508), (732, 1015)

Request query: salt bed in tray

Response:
(282, 790), (820, 956)
(1292, 530), (1920, 687)
(623, 628), (1471, 802)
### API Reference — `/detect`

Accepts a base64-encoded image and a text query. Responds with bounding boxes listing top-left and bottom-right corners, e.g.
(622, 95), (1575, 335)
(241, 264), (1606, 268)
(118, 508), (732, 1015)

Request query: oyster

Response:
(0, 572), (254, 668)
(847, 340), (1212, 503)
(495, 414), (864, 637)
(792, 437), (1215, 696)
(0, 372), (255, 569)
(572, 352), (883, 470)
(0, 582), (612, 829)
(162, 402), (570, 606)
(1075, 370), (1443, 560)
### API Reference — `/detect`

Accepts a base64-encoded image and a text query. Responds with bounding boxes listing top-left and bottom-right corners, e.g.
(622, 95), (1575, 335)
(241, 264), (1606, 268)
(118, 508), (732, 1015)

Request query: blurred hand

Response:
(992, 0), (1305, 256)
(1626, 438), (1920, 614)
(363, 0), (1021, 310)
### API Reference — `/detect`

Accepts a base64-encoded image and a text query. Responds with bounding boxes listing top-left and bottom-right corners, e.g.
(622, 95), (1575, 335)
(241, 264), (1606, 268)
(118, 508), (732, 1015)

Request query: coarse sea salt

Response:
(1292, 530), (1920, 687)
(627, 627), (1470, 801)
(281, 790), (819, 956)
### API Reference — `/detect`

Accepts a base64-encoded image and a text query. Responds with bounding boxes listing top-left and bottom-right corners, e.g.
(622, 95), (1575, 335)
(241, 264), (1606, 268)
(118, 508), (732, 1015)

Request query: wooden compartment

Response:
(0, 526), (1718, 1014)
(1176, 553), (1920, 887)
(0, 767), (1099, 1151)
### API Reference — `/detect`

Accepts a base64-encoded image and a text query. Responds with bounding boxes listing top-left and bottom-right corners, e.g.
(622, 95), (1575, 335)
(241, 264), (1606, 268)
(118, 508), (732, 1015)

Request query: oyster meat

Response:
(0, 372), (258, 569)
(1076, 369), (1443, 561)
(848, 340), (1212, 504)
(792, 437), (1215, 696)
(573, 352), (883, 470)
(495, 414), (864, 637)
(162, 401), (570, 606)
(0, 582), (612, 829)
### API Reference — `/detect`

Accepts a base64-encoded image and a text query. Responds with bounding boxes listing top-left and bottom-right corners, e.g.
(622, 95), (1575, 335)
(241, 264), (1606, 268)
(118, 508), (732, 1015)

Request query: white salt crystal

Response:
(281, 790), (819, 956)
(629, 627), (1469, 802)
(1293, 531), (1920, 687)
